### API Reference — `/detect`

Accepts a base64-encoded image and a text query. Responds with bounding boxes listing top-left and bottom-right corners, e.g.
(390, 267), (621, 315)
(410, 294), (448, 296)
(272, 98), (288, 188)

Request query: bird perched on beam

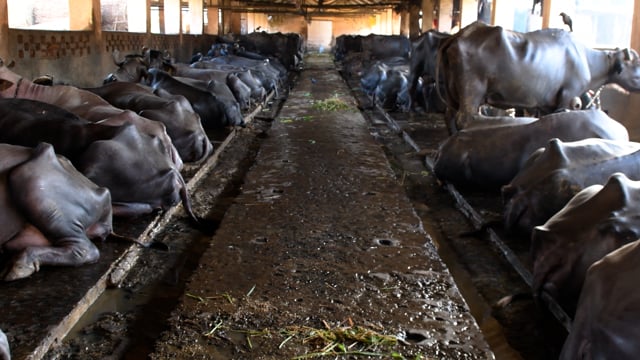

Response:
(560, 12), (573, 32)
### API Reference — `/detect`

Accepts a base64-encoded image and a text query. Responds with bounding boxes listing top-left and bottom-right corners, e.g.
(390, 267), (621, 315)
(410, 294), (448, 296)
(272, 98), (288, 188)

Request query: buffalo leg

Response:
(3, 237), (100, 281)
(0, 328), (9, 360)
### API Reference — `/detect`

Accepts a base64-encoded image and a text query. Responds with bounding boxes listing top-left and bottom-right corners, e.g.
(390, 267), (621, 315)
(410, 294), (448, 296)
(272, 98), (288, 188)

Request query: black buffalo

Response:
(438, 21), (640, 134)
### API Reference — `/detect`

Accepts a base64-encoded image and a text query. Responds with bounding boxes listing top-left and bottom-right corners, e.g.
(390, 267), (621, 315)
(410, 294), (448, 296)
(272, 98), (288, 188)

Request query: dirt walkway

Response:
(149, 54), (494, 359)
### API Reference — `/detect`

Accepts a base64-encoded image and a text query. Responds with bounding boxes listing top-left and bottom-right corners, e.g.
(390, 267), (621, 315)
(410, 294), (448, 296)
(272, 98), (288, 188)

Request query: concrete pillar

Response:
(92, 0), (103, 48)
(438, 0), (453, 32)
(146, 0), (151, 33)
(422, 0), (436, 32)
(632, 0), (640, 51)
(188, 0), (203, 34)
(619, 0), (640, 138)
(542, 0), (553, 29)
(400, 7), (410, 36)
(530, 0), (567, 30)
(68, 0), (92, 30)
(205, 1), (220, 35)
(165, 0), (181, 34)
(128, 0), (147, 33)
(0, 0), (8, 59)
(158, 0), (166, 33)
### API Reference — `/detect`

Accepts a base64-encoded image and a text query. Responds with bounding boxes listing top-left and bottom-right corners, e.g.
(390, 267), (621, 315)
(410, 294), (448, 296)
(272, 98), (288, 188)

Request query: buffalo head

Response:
(610, 47), (640, 92)
(104, 50), (149, 83)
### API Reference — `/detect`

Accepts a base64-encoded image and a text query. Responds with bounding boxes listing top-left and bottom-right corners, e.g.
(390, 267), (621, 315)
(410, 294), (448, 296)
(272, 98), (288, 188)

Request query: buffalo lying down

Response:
(0, 143), (112, 281)
(85, 81), (213, 163)
(560, 238), (640, 360)
(531, 173), (640, 316)
(433, 109), (629, 190)
(0, 58), (182, 170)
(0, 98), (193, 218)
(503, 138), (640, 235)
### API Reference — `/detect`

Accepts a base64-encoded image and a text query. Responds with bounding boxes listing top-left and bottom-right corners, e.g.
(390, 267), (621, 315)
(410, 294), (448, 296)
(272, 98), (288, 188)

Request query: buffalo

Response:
(0, 143), (112, 281)
(438, 21), (640, 134)
(433, 109), (628, 190)
(531, 173), (640, 316)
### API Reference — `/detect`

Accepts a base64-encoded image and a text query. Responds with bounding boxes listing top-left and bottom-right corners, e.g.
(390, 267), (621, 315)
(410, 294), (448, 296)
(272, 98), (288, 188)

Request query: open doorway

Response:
(307, 20), (333, 53)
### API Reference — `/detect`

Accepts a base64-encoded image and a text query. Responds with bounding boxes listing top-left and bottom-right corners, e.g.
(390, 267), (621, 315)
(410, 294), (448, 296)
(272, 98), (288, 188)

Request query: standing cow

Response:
(438, 21), (640, 134)
(408, 30), (450, 112)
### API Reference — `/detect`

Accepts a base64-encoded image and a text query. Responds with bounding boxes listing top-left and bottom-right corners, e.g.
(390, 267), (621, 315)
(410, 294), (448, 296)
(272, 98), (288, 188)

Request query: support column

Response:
(422, 0), (436, 32)
(206, 0), (220, 35)
(68, 0), (92, 30)
(621, 0), (640, 136)
(189, 0), (203, 34)
(541, 0), (553, 29)
(146, 0), (151, 33)
(400, 7), (410, 36)
(91, 0), (103, 51)
(0, 0), (9, 59)
(165, 0), (181, 34)
(409, 2), (421, 38)
(437, 0), (453, 32)
(632, 0), (640, 51)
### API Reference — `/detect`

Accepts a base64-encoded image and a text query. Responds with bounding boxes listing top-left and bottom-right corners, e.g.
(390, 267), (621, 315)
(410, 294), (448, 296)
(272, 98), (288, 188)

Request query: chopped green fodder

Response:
(312, 96), (353, 111)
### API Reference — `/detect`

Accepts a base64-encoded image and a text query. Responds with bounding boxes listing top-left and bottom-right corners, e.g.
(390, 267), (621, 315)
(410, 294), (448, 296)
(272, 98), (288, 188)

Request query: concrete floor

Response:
(1, 54), (496, 360)
(149, 54), (494, 359)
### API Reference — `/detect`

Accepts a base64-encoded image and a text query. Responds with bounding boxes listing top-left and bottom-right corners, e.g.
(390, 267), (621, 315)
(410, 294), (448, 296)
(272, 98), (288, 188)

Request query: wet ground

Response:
(2, 53), (575, 360)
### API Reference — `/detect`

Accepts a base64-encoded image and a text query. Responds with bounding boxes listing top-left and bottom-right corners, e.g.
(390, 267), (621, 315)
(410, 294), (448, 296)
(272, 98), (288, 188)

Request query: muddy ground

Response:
(42, 56), (567, 360)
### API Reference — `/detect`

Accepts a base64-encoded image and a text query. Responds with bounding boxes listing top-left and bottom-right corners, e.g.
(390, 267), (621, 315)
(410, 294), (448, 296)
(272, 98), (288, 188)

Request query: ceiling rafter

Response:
(230, 0), (406, 14)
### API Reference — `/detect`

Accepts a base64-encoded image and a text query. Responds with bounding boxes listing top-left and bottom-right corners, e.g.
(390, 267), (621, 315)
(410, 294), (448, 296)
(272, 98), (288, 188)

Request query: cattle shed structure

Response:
(2, 0), (640, 360)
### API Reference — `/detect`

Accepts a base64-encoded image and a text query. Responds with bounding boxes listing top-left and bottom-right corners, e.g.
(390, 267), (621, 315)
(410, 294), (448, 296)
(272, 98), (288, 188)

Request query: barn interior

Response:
(1, 0), (640, 359)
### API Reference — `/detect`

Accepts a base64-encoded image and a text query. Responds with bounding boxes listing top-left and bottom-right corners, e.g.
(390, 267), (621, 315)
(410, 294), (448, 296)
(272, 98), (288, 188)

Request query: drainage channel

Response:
(377, 105), (572, 330)
(339, 67), (567, 359)
(368, 104), (570, 359)
(40, 72), (297, 357)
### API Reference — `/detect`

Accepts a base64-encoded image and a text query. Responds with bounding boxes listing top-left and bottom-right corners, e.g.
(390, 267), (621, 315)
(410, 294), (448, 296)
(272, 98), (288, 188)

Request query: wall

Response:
(243, 10), (401, 52)
(1, 29), (216, 87)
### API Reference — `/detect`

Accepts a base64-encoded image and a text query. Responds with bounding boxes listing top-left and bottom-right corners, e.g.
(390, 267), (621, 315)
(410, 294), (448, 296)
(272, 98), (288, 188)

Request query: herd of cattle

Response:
(336, 21), (640, 359)
(2, 18), (639, 358)
(0, 31), (303, 360)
